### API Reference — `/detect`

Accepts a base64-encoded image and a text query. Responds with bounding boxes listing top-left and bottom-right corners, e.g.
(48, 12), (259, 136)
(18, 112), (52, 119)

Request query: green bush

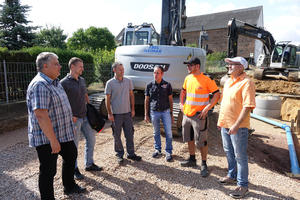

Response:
(187, 42), (198, 48)
(207, 51), (227, 61)
(93, 49), (115, 86)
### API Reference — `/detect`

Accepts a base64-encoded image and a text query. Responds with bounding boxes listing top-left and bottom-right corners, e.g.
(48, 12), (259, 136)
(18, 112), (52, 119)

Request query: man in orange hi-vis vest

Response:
(180, 56), (220, 177)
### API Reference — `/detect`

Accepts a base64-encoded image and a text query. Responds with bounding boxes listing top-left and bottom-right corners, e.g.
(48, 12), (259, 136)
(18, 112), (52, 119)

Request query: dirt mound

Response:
(215, 71), (300, 122)
(253, 79), (300, 95)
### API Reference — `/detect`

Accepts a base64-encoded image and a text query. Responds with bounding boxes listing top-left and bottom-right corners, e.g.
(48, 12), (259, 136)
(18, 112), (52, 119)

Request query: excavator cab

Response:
(122, 23), (160, 46)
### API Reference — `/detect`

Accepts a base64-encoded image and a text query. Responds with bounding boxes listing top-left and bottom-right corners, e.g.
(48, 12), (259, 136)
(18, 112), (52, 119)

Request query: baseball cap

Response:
(225, 57), (248, 69)
(183, 56), (201, 65)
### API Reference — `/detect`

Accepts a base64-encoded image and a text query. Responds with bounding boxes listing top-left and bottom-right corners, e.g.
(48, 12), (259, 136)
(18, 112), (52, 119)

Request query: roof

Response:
(115, 28), (125, 43)
(182, 6), (263, 32)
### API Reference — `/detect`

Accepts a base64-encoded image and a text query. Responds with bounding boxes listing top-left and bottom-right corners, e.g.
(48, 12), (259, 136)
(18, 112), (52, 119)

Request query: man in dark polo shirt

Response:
(61, 57), (102, 180)
(144, 66), (174, 161)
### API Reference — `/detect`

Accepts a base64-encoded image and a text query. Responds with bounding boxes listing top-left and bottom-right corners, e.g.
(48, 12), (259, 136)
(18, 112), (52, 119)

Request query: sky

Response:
(21, 0), (300, 45)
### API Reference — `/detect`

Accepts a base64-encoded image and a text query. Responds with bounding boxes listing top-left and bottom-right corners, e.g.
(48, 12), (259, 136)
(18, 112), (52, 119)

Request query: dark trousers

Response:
(36, 141), (77, 200)
(111, 112), (135, 157)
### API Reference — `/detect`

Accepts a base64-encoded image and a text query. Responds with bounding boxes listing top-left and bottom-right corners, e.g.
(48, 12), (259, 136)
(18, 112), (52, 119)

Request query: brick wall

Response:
(182, 28), (256, 59)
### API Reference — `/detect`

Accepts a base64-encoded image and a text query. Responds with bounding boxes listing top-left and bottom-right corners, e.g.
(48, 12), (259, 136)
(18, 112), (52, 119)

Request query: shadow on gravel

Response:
(126, 160), (297, 200)
(79, 171), (181, 199)
(0, 142), (39, 199)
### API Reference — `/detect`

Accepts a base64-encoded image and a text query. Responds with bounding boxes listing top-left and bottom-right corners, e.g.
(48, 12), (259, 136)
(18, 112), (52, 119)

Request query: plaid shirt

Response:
(26, 72), (75, 147)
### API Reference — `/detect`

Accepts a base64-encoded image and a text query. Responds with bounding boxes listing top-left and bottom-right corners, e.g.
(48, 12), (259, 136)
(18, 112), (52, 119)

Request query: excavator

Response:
(97, 0), (207, 136)
(227, 18), (300, 82)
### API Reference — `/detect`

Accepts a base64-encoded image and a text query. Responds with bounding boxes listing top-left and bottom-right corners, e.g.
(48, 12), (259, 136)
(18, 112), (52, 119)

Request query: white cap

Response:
(225, 57), (248, 69)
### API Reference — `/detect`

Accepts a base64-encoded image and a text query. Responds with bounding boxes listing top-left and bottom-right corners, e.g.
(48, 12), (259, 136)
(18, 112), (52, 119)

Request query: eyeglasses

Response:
(227, 63), (241, 66)
(187, 64), (196, 68)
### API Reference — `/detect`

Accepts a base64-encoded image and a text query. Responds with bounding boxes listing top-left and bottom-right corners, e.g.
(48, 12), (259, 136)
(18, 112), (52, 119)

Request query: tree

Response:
(0, 0), (38, 50)
(34, 25), (68, 49)
(67, 26), (115, 51)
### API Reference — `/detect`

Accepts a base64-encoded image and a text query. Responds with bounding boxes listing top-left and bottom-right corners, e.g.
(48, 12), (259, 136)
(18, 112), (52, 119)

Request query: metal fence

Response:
(205, 60), (227, 73)
(0, 61), (98, 104)
(0, 60), (226, 104)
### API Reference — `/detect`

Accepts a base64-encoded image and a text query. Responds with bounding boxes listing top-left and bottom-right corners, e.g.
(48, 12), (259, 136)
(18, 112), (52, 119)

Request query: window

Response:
(125, 31), (149, 45)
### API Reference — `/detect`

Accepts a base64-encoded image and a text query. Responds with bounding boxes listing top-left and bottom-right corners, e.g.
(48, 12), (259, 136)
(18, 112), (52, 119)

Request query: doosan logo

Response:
(130, 62), (170, 72)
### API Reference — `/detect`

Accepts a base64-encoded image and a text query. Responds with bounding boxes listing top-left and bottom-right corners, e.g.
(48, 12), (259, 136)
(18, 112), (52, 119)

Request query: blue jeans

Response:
(74, 116), (96, 168)
(221, 127), (249, 188)
(150, 109), (173, 154)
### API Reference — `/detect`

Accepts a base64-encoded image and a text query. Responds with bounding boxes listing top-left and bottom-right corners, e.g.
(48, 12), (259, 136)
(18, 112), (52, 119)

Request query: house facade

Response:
(181, 6), (265, 63)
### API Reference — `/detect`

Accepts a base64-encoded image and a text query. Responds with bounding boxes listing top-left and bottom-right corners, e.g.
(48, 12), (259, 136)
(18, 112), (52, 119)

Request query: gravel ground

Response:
(1, 106), (300, 200)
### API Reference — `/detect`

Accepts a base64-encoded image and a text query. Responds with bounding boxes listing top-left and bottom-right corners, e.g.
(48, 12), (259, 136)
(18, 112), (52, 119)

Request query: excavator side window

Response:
(283, 47), (291, 63)
(151, 32), (159, 45)
(290, 47), (296, 64)
(272, 46), (283, 63)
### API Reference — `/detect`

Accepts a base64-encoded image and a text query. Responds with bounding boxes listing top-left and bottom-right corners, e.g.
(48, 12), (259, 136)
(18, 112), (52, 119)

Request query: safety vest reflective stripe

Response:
(185, 100), (209, 106)
(186, 93), (209, 98)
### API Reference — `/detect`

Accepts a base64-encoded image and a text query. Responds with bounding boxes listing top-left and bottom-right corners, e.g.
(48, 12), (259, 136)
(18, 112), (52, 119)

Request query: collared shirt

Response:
(26, 72), (75, 147)
(105, 77), (134, 114)
(182, 73), (219, 117)
(145, 79), (172, 111)
(60, 74), (87, 118)
(218, 72), (256, 129)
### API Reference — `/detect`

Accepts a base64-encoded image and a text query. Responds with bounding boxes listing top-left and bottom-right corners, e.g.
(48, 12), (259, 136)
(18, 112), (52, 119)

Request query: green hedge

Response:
(0, 46), (94, 63)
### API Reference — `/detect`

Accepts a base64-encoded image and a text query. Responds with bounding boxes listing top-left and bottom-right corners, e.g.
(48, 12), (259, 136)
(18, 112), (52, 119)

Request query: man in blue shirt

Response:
(144, 66), (174, 161)
(26, 52), (86, 199)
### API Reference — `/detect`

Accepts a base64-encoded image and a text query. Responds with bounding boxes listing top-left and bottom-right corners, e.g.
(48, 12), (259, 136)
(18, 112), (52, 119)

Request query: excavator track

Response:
(288, 71), (299, 82)
(254, 68), (264, 80)
(159, 102), (183, 137)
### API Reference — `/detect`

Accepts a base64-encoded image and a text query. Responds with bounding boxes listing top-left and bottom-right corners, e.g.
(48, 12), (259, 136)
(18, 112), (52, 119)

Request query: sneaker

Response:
(218, 176), (237, 185)
(127, 154), (142, 161)
(64, 184), (86, 195)
(152, 150), (161, 158)
(117, 156), (124, 163)
(74, 168), (84, 180)
(166, 153), (172, 162)
(200, 163), (209, 177)
(229, 186), (249, 199)
(180, 158), (196, 167)
(85, 163), (103, 171)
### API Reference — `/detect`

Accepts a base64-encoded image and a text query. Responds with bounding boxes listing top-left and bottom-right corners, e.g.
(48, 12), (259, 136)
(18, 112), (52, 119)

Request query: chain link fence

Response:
(1, 60), (226, 104)
(205, 60), (227, 74)
(0, 61), (99, 104)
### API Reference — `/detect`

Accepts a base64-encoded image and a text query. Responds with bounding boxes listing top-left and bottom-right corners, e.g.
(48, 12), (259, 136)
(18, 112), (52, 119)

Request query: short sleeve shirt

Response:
(105, 77), (134, 114)
(26, 72), (75, 147)
(60, 74), (87, 118)
(182, 73), (219, 116)
(145, 79), (173, 111)
(217, 72), (256, 129)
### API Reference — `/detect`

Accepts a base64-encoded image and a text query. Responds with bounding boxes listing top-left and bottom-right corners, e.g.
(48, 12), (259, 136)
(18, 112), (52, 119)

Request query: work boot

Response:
(200, 163), (209, 177)
(180, 158), (196, 167)
(229, 186), (249, 199)
(218, 176), (237, 185)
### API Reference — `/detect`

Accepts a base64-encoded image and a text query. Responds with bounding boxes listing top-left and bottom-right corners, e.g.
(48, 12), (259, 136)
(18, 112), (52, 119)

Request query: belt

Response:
(155, 109), (167, 112)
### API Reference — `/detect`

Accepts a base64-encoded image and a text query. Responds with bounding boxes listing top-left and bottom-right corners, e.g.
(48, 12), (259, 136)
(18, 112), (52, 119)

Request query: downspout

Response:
(251, 113), (300, 175)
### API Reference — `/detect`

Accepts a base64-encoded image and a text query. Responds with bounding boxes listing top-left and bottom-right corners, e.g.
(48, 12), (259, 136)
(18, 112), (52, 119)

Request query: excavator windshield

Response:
(125, 31), (149, 45)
